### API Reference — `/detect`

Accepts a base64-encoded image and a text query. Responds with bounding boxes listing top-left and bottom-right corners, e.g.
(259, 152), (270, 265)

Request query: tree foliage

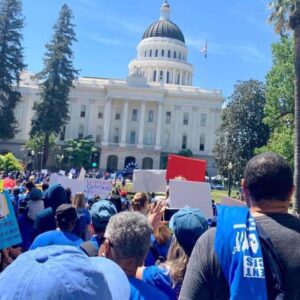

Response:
(62, 135), (96, 169)
(0, 0), (25, 139)
(0, 152), (23, 172)
(268, 0), (300, 212)
(214, 80), (269, 180)
(24, 133), (56, 153)
(256, 37), (294, 167)
(31, 4), (78, 167)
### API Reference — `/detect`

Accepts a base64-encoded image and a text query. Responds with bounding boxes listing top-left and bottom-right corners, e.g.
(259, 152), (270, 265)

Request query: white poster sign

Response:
(41, 169), (48, 175)
(85, 178), (113, 199)
(59, 170), (66, 176)
(221, 196), (247, 207)
(56, 177), (85, 196)
(133, 170), (167, 193)
(169, 180), (213, 219)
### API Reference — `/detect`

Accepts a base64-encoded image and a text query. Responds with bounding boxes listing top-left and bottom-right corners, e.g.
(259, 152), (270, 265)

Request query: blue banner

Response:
(0, 191), (22, 250)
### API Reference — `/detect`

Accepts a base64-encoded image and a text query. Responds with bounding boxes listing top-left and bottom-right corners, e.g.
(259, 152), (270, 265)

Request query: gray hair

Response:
(105, 211), (152, 264)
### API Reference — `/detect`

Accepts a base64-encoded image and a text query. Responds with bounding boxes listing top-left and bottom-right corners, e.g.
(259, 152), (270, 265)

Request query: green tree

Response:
(269, 0), (300, 212)
(31, 4), (78, 168)
(0, 152), (23, 172)
(0, 0), (25, 139)
(62, 136), (96, 169)
(24, 133), (56, 154)
(256, 37), (294, 167)
(214, 80), (269, 180)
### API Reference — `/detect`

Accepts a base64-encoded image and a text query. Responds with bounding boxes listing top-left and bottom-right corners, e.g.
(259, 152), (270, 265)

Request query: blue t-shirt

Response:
(142, 266), (179, 300)
(18, 214), (34, 251)
(128, 276), (169, 300)
(30, 230), (83, 250)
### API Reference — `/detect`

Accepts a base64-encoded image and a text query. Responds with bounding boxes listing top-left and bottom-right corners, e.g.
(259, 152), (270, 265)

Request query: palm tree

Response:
(269, 0), (300, 213)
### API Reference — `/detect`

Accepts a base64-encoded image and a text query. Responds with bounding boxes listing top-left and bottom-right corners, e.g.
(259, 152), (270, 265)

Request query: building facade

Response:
(1, 1), (224, 175)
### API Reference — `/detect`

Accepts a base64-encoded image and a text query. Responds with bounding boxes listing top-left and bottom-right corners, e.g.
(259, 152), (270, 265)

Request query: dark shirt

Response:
(179, 213), (300, 300)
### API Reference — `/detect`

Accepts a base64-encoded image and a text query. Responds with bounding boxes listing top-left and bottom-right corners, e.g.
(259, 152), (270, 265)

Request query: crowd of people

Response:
(0, 152), (300, 299)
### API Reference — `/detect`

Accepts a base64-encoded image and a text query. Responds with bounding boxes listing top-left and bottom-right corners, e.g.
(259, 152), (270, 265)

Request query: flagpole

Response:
(200, 41), (208, 89)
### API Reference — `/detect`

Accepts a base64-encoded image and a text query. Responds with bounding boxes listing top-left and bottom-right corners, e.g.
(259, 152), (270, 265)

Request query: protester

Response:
(80, 200), (117, 256)
(32, 184), (69, 238)
(18, 188), (44, 250)
(72, 192), (91, 240)
(131, 192), (149, 215)
(138, 207), (208, 299)
(144, 223), (172, 266)
(100, 211), (169, 300)
(30, 204), (83, 249)
(0, 245), (131, 299)
(179, 153), (300, 300)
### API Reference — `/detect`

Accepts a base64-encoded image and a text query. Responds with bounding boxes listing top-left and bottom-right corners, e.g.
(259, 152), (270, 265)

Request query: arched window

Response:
(177, 73), (180, 85)
(161, 49), (165, 57)
(179, 53), (181, 60)
(155, 49), (158, 57)
(168, 50), (171, 58)
(174, 51), (177, 59)
(107, 155), (118, 172)
(149, 50), (152, 57)
(142, 157), (153, 170)
(144, 50), (147, 57)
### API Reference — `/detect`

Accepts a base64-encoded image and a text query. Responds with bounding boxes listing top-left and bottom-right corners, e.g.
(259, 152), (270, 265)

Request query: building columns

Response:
(120, 100), (129, 147)
(102, 99), (112, 146)
(155, 103), (163, 150)
(137, 102), (146, 149)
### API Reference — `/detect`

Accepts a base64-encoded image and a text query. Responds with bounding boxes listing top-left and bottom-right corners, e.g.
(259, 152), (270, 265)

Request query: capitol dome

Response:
(142, 20), (185, 43)
(128, 1), (193, 86)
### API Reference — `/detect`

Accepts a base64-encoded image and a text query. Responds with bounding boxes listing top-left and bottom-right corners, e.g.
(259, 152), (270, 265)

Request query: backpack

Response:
(256, 223), (286, 300)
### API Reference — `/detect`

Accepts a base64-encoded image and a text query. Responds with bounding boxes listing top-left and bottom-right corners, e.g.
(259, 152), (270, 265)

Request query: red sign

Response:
(166, 154), (207, 182)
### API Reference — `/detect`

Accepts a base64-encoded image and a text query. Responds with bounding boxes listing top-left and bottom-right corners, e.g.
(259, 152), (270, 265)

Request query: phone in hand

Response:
(162, 208), (179, 222)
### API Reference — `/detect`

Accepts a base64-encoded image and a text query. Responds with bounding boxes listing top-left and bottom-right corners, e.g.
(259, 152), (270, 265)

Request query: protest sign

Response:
(59, 170), (66, 176)
(166, 155), (206, 182)
(0, 192), (22, 250)
(56, 176), (85, 196)
(133, 170), (166, 193)
(78, 167), (86, 181)
(221, 196), (246, 207)
(85, 178), (113, 199)
(0, 180), (3, 192)
(41, 169), (48, 175)
(169, 180), (213, 219)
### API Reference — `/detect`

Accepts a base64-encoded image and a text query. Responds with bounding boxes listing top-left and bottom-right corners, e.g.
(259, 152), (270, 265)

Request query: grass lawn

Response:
(211, 189), (239, 203)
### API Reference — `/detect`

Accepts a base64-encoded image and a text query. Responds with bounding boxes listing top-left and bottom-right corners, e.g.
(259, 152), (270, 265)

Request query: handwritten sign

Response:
(85, 178), (113, 199)
(78, 167), (86, 180)
(0, 180), (3, 192)
(0, 192), (22, 250)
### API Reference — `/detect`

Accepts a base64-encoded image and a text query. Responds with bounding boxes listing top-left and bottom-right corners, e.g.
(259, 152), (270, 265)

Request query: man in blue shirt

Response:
(30, 204), (83, 249)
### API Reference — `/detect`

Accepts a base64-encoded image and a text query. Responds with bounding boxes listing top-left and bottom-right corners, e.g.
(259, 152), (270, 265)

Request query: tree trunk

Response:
(42, 133), (50, 169)
(292, 4), (300, 213)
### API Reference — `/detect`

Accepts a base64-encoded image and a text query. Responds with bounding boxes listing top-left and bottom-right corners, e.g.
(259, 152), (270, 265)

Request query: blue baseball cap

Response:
(0, 245), (130, 300)
(91, 200), (117, 231)
(169, 207), (208, 256)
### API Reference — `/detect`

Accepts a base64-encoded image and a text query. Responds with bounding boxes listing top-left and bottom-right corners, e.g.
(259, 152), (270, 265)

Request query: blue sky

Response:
(22, 0), (279, 98)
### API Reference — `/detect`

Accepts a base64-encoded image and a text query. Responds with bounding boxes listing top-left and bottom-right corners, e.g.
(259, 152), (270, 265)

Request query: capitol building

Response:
(3, 1), (223, 175)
